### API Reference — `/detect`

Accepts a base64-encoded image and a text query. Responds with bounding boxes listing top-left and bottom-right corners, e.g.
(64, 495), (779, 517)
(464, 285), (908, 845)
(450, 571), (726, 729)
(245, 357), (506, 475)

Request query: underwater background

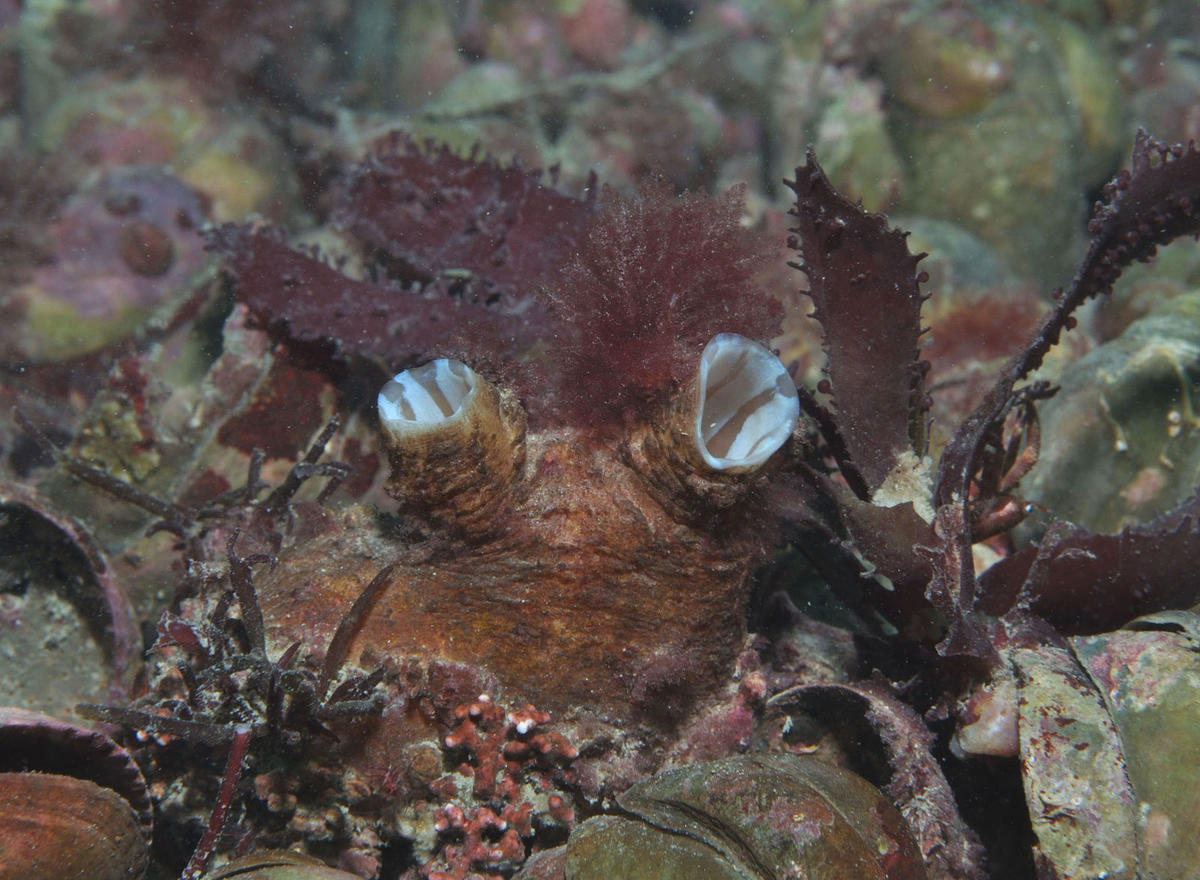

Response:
(3, 1), (1200, 879)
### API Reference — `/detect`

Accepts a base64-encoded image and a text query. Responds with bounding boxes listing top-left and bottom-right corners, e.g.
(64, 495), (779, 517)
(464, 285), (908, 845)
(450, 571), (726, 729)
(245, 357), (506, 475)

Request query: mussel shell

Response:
(566, 753), (927, 879)
(0, 771), (148, 880)
(0, 485), (142, 698)
(203, 850), (364, 878)
(0, 706), (153, 841)
(1072, 620), (1200, 877)
(1010, 637), (1138, 878)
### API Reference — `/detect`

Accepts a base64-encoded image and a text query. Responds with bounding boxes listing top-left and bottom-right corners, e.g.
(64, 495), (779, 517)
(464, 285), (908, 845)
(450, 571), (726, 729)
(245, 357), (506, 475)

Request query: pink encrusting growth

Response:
(424, 695), (578, 879)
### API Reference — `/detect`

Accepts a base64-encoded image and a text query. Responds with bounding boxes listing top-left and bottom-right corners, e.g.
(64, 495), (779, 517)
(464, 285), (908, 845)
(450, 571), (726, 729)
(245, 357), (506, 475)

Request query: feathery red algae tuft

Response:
(542, 179), (783, 426)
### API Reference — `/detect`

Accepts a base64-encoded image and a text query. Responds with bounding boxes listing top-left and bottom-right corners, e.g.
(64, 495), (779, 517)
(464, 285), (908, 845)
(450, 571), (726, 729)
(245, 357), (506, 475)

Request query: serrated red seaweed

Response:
(785, 150), (929, 495)
(979, 491), (1200, 633)
(938, 132), (1200, 513)
(212, 224), (541, 371)
(930, 132), (1200, 653)
(335, 137), (596, 299)
(216, 144), (782, 429)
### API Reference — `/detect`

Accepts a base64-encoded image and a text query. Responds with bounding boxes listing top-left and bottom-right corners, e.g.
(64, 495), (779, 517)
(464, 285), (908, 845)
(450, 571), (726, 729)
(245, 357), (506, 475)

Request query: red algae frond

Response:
(542, 179), (783, 426)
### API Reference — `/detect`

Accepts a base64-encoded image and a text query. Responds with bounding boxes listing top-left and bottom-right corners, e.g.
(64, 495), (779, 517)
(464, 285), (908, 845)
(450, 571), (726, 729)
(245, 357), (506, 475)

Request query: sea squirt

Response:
(260, 331), (799, 737)
(214, 142), (794, 739)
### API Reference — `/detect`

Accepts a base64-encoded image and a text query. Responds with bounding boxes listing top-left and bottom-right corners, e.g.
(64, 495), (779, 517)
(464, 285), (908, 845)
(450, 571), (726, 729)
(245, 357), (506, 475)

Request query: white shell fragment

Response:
(378, 358), (478, 432)
(695, 333), (800, 470)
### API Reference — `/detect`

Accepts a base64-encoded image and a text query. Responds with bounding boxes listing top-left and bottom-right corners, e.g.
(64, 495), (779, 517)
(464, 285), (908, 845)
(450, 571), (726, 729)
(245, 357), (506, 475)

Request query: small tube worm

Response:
(378, 359), (526, 538)
(628, 333), (800, 517)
